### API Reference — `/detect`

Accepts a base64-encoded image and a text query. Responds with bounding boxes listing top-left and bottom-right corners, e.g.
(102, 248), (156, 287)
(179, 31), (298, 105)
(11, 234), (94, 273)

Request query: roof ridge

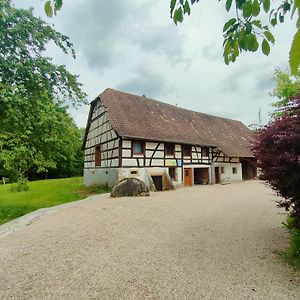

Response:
(102, 88), (244, 125)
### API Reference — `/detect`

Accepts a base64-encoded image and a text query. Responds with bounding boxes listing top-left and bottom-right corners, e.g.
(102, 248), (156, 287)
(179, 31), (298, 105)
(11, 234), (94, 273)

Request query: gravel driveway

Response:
(0, 181), (299, 299)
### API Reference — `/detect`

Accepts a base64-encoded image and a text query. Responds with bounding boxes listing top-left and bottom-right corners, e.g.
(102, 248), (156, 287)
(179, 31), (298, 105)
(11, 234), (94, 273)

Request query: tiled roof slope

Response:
(98, 88), (254, 158)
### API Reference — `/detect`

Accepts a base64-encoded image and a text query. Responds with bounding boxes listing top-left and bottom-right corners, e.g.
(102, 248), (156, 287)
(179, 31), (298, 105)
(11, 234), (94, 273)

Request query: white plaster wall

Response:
(151, 159), (164, 166)
(119, 167), (183, 187)
(122, 159), (138, 167)
(176, 167), (183, 184)
(84, 168), (119, 187)
(175, 144), (181, 152)
(146, 142), (158, 150)
(123, 140), (131, 148)
(213, 162), (242, 183)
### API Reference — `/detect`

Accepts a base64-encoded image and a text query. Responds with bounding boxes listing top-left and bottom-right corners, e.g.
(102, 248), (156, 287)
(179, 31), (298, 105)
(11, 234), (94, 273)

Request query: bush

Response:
(283, 218), (300, 270)
(287, 230), (300, 259)
(253, 96), (300, 229)
(9, 178), (29, 192)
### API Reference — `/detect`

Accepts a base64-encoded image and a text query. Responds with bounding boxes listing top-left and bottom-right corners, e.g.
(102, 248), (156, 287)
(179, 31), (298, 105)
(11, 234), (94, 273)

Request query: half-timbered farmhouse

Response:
(83, 88), (256, 190)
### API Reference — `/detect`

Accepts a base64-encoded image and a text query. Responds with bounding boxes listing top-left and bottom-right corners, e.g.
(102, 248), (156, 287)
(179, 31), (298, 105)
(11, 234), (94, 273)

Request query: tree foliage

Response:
(0, 84), (84, 180)
(0, 0), (86, 181)
(271, 68), (300, 113)
(44, 0), (62, 17)
(253, 94), (300, 230)
(170, 0), (300, 75)
(0, 0), (86, 107)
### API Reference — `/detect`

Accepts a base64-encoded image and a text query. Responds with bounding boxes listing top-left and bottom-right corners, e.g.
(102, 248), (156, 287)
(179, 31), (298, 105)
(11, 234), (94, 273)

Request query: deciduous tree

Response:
(0, 0), (86, 181)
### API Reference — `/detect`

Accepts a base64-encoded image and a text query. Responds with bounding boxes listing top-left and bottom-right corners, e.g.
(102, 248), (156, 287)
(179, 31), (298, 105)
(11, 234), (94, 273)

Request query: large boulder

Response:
(110, 178), (150, 197)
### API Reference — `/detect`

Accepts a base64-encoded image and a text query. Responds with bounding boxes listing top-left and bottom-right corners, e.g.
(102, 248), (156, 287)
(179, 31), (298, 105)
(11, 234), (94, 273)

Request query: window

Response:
(132, 141), (144, 155)
(165, 143), (175, 156)
(95, 146), (101, 166)
(182, 145), (191, 157)
(232, 167), (237, 174)
(130, 170), (138, 175)
(169, 167), (176, 180)
(202, 147), (209, 157)
(221, 167), (224, 174)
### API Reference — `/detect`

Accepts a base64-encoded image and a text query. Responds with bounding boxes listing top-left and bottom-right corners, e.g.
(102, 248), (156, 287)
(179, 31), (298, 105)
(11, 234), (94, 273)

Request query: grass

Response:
(0, 177), (111, 225)
(282, 216), (300, 271)
(283, 229), (300, 271)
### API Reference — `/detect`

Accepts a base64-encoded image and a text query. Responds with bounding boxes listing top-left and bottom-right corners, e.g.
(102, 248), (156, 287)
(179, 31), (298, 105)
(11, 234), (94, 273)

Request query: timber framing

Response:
(83, 88), (256, 187)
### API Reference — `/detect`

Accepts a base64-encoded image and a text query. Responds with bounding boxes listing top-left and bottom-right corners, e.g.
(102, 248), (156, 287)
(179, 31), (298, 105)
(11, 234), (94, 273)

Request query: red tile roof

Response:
(87, 88), (254, 157)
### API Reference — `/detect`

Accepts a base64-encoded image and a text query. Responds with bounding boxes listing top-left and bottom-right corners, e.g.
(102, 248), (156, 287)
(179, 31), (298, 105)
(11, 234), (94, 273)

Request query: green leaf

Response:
(236, 0), (246, 9)
(238, 31), (247, 50)
(174, 7), (183, 24)
(184, 0), (191, 15)
(223, 18), (236, 32)
(252, 0), (260, 16)
(243, 1), (253, 18)
(170, 0), (176, 13)
(226, 0), (233, 12)
(263, 0), (270, 13)
(54, 0), (63, 11)
(223, 42), (231, 65)
(264, 31), (275, 44)
(245, 21), (252, 34)
(262, 39), (270, 55)
(252, 20), (262, 29)
(289, 29), (300, 75)
(44, 1), (53, 17)
(233, 41), (240, 57)
(283, 2), (291, 13)
(270, 18), (277, 27)
(279, 14), (284, 23)
(246, 34), (259, 51)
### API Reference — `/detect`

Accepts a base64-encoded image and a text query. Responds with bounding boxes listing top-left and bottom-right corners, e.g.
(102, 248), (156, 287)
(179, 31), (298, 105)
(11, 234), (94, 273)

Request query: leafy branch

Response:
(170, 0), (300, 75)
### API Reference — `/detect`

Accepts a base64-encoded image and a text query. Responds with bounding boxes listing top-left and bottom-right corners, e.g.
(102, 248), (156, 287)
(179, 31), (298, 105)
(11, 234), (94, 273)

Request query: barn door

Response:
(184, 168), (192, 186)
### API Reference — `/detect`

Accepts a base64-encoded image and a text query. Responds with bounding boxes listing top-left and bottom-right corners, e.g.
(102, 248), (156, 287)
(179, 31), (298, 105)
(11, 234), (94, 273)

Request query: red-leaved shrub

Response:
(253, 96), (300, 229)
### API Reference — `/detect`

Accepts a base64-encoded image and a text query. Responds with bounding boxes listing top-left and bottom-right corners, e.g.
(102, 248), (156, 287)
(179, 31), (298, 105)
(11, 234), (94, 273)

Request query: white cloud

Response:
(12, 0), (296, 128)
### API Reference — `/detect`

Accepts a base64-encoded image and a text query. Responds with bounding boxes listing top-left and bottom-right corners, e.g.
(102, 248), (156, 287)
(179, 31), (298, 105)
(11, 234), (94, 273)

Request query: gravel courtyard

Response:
(0, 181), (299, 299)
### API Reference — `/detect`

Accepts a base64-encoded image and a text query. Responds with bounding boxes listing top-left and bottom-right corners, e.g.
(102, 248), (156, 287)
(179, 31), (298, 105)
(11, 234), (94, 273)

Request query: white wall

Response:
(213, 162), (242, 183)
(84, 168), (119, 187)
(119, 167), (183, 187)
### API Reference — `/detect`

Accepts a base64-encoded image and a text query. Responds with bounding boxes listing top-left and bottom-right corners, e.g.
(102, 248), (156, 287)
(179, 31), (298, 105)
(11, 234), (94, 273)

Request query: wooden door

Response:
(184, 168), (192, 186)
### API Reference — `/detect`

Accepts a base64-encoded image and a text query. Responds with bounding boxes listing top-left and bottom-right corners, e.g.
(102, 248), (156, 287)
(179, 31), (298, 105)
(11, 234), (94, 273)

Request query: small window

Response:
(232, 167), (237, 174)
(169, 167), (176, 180)
(130, 170), (138, 175)
(182, 145), (192, 157)
(165, 143), (175, 156)
(132, 141), (144, 155)
(95, 146), (101, 166)
(202, 147), (209, 157)
(221, 167), (224, 174)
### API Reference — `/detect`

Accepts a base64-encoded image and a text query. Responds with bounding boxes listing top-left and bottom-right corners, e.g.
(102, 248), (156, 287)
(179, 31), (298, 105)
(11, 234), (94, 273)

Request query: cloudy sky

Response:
(14, 0), (296, 128)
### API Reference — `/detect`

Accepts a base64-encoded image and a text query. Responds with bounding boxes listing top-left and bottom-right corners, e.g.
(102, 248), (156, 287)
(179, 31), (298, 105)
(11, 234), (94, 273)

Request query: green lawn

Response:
(0, 177), (111, 225)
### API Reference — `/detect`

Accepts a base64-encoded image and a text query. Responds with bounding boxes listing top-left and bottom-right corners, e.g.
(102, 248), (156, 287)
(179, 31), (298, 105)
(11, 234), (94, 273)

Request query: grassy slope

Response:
(284, 229), (300, 271)
(0, 177), (110, 225)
